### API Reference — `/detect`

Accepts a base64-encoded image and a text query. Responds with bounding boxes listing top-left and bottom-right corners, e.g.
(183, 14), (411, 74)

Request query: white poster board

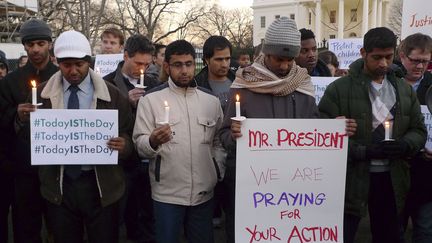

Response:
(30, 109), (118, 165)
(401, 0), (432, 39)
(235, 119), (348, 242)
(421, 105), (432, 150)
(94, 53), (124, 77)
(328, 38), (363, 69)
(312, 77), (337, 105)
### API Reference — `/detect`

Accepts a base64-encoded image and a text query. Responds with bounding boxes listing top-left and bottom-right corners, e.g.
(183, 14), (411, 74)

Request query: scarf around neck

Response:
(231, 54), (314, 97)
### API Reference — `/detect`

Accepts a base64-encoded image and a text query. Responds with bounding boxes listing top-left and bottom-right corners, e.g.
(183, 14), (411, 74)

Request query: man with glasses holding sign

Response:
(398, 33), (432, 243)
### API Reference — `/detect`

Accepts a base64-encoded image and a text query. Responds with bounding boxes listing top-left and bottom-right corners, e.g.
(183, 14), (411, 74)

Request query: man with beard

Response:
(133, 40), (224, 243)
(295, 28), (332, 77)
(0, 19), (58, 243)
(218, 16), (357, 243)
(319, 27), (427, 243)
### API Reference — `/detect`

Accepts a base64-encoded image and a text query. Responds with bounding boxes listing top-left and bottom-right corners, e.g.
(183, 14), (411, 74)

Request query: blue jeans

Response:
(153, 199), (214, 243)
(412, 202), (432, 243)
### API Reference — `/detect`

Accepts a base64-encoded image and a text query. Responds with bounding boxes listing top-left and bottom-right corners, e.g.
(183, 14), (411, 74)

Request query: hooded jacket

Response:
(318, 58), (427, 217)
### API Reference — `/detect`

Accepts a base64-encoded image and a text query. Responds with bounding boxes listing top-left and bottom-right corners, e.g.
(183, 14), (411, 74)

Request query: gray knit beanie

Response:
(262, 17), (301, 58)
(19, 19), (52, 44)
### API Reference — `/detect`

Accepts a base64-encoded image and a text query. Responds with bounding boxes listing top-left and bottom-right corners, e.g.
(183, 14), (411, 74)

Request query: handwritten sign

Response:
(312, 77), (337, 105)
(235, 119), (348, 243)
(328, 38), (363, 69)
(30, 109), (118, 165)
(94, 53), (124, 77)
(421, 105), (432, 150)
(401, 0), (432, 39)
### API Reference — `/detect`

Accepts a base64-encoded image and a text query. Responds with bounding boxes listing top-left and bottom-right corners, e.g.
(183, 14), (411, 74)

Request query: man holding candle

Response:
(319, 27), (427, 243)
(0, 18), (58, 243)
(133, 40), (224, 243)
(104, 34), (160, 243)
(398, 33), (432, 243)
(27, 30), (133, 243)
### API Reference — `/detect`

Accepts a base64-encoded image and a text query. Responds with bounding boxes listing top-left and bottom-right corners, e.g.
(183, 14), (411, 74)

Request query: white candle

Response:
(31, 80), (37, 105)
(384, 121), (390, 140)
(164, 101), (170, 124)
(139, 69), (144, 85)
(235, 94), (240, 117)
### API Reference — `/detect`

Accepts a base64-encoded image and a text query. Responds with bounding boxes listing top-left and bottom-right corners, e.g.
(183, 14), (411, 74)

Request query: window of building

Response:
(309, 12), (312, 25)
(290, 14), (295, 20)
(350, 9), (357, 22)
(261, 38), (265, 44)
(261, 16), (266, 28)
(330, 10), (336, 23)
(275, 15), (280, 19)
(330, 34), (336, 39)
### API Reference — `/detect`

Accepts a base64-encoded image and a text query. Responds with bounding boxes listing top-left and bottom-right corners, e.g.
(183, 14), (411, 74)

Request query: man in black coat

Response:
(0, 19), (58, 243)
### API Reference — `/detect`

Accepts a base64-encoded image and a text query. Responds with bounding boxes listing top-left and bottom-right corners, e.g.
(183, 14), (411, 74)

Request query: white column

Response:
(315, 0), (322, 44)
(338, 0), (344, 38)
(377, 0), (383, 27)
(362, 0), (369, 36)
(371, 0), (377, 28)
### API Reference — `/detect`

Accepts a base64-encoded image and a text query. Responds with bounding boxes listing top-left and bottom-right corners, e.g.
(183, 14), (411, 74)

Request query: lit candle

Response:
(164, 101), (170, 124)
(139, 69), (144, 85)
(384, 121), (390, 140)
(31, 80), (37, 105)
(235, 94), (240, 118)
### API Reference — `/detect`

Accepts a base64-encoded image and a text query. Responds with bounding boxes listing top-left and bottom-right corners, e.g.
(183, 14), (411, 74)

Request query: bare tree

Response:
(387, 0), (403, 37)
(192, 5), (253, 48)
(103, 0), (207, 43)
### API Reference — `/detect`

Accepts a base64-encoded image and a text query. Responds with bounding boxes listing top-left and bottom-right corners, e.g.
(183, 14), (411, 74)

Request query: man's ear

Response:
(399, 51), (406, 60)
(360, 48), (366, 59)
(163, 61), (170, 75)
(123, 51), (129, 61)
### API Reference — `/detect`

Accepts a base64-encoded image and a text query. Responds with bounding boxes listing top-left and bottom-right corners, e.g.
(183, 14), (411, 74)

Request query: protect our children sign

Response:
(401, 0), (432, 39)
(30, 109), (118, 165)
(235, 119), (348, 243)
(94, 53), (123, 77)
(328, 38), (362, 69)
(312, 77), (337, 105)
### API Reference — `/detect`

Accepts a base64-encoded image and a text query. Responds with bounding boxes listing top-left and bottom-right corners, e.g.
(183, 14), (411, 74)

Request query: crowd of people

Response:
(0, 15), (431, 243)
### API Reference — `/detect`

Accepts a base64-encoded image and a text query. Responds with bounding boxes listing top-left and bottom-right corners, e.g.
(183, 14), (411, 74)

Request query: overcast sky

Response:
(218, 0), (252, 9)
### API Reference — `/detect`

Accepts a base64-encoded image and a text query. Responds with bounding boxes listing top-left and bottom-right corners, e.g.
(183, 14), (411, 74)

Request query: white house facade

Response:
(252, 0), (391, 46)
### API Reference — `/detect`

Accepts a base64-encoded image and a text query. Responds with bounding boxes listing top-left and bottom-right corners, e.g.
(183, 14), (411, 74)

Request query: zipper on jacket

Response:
(185, 92), (194, 203)
(292, 94), (297, 118)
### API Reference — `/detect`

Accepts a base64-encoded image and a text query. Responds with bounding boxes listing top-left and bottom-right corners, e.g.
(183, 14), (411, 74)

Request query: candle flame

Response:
(31, 80), (36, 88)
(384, 121), (390, 127)
(236, 94), (239, 102)
(140, 69), (144, 74)
(164, 101), (168, 107)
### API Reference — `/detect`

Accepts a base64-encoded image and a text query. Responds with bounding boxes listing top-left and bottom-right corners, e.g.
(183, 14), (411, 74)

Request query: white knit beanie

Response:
(54, 30), (91, 59)
(262, 17), (301, 58)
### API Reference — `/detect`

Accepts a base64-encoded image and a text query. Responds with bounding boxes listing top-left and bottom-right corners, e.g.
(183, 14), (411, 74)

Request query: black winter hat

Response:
(19, 19), (52, 44)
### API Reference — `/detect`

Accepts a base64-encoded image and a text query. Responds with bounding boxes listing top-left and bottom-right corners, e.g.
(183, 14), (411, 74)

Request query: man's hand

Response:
(107, 137), (126, 154)
(17, 103), (36, 122)
(424, 148), (432, 160)
(128, 88), (146, 108)
(231, 120), (242, 139)
(149, 124), (172, 150)
(336, 116), (357, 137)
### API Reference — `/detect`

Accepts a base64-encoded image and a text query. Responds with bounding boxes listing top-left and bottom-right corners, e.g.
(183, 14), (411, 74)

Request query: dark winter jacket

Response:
(318, 58), (427, 217)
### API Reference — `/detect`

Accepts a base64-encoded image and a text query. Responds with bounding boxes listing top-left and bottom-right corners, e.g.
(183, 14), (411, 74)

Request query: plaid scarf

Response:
(231, 54), (314, 97)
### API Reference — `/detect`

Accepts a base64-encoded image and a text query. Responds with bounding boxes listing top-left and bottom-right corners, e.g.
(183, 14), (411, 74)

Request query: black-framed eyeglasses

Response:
(169, 61), (194, 69)
(407, 56), (431, 66)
